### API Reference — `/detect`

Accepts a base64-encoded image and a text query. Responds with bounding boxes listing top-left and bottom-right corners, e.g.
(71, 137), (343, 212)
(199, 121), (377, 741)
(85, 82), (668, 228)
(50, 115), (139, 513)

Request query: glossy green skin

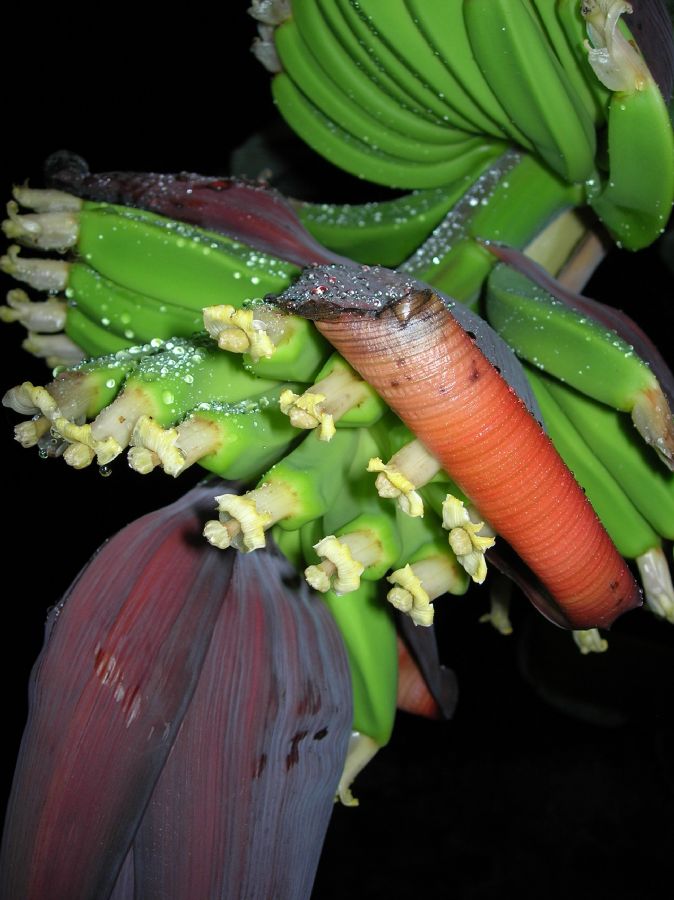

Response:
(590, 84), (674, 250)
(485, 263), (657, 410)
(76, 204), (298, 309)
(405, 153), (580, 304)
(241, 313), (331, 383)
(65, 304), (134, 358)
(314, 353), (387, 428)
(191, 392), (301, 482)
(263, 429), (360, 531)
(67, 263), (204, 345)
(530, 0), (607, 125)
(300, 0), (455, 141)
(320, 580), (398, 746)
(275, 20), (473, 162)
(126, 336), (281, 427)
(528, 368), (659, 558)
(407, 0), (535, 147)
(296, 182), (478, 267)
(544, 375), (674, 540)
(272, 73), (505, 190)
(463, 0), (596, 182)
(352, 0), (502, 137)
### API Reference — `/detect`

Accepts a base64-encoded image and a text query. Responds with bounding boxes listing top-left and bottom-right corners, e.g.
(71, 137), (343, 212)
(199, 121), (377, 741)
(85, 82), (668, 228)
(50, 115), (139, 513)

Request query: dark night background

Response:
(2, 6), (674, 899)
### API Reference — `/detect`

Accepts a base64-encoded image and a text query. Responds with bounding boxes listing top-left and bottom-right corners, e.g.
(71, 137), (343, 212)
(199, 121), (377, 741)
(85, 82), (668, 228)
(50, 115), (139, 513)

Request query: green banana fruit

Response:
(345, 0), (504, 138)
(581, 1), (674, 249)
(294, 182), (479, 267)
(530, 0), (608, 124)
(64, 304), (136, 358)
(202, 301), (331, 383)
(127, 386), (301, 482)
(65, 264), (204, 345)
(400, 151), (581, 304)
(463, 0), (597, 182)
(4, 198), (299, 309)
(296, 0), (459, 141)
(336, 0), (477, 130)
(526, 366), (661, 558)
(405, 0), (537, 149)
(274, 20), (476, 161)
(278, 353), (387, 439)
(203, 428), (360, 551)
(271, 72), (505, 190)
(6, 335), (283, 468)
(485, 261), (674, 467)
(556, 0), (612, 114)
(542, 376), (674, 540)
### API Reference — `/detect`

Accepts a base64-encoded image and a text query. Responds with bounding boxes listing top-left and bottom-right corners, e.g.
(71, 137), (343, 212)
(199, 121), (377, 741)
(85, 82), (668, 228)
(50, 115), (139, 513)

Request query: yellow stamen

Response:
(129, 415), (186, 477)
(387, 564), (433, 626)
(53, 417), (122, 466)
(203, 303), (275, 361)
(306, 535), (365, 595)
(279, 389), (335, 441)
(127, 446), (160, 475)
(367, 457), (424, 517)
(14, 416), (50, 448)
(63, 442), (96, 469)
(441, 494), (495, 584)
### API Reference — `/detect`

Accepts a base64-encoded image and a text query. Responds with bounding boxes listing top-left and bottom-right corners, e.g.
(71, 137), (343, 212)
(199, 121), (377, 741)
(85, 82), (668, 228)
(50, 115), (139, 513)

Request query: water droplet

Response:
(99, 465), (112, 477)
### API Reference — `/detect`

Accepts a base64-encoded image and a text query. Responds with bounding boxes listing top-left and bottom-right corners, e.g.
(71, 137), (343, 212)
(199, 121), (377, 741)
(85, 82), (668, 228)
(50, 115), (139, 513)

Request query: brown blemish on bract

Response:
(253, 753), (267, 779)
(286, 731), (308, 770)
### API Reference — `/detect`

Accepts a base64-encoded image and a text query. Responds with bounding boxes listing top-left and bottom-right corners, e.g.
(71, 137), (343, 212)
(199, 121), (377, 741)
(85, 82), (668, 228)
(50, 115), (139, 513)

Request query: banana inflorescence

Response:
(3, 1), (674, 802)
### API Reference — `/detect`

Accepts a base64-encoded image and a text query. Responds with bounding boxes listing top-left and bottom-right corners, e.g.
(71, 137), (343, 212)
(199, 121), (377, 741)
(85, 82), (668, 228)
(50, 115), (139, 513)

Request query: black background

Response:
(2, 7), (674, 899)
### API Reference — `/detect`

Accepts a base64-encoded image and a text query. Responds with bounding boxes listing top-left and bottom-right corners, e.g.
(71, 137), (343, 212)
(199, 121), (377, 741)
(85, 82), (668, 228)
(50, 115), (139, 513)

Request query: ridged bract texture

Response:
(0, 483), (352, 900)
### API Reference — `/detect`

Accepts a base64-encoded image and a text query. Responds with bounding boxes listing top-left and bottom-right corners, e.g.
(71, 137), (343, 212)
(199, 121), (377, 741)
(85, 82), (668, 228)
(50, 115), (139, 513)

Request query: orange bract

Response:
(314, 290), (641, 630)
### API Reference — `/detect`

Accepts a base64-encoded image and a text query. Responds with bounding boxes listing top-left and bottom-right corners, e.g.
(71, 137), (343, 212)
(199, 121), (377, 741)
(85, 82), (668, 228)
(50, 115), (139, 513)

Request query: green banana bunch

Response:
(265, 0), (674, 251)
(580, 0), (674, 249)
(462, 0), (597, 182)
(271, 0), (507, 188)
(3, 333), (298, 472)
(526, 367), (674, 621)
(1, 191), (300, 361)
(483, 256), (674, 618)
(485, 261), (674, 468)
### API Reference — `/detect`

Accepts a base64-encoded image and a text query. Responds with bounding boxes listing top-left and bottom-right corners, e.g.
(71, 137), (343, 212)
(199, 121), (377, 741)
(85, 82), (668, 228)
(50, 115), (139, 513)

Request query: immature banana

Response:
(581, 0), (674, 249)
(485, 261), (674, 468)
(462, 0), (597, 182)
